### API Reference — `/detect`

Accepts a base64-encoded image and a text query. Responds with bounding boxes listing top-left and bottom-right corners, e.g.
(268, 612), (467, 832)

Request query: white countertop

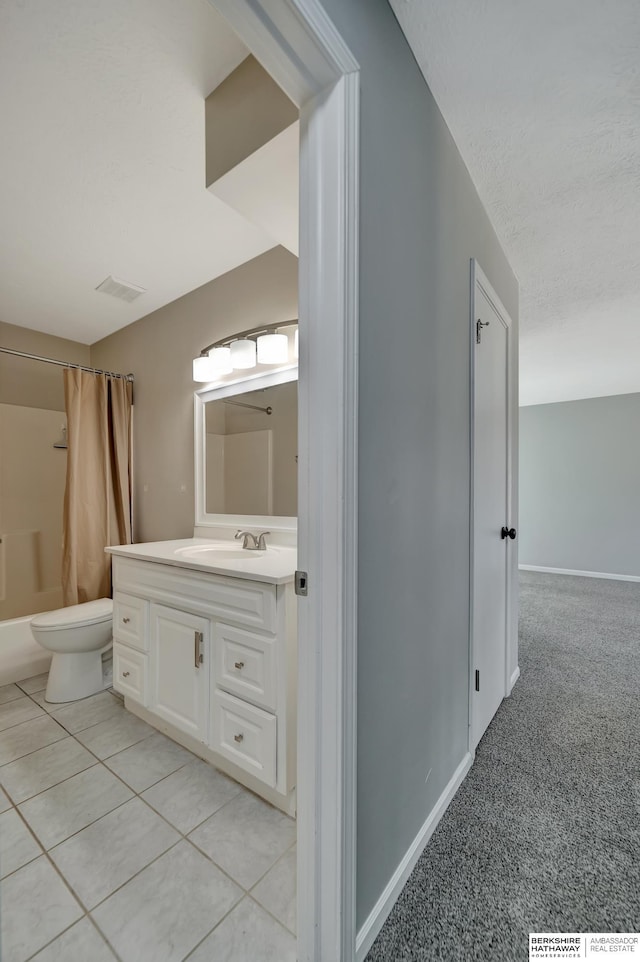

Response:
(105, 538), (297, 585)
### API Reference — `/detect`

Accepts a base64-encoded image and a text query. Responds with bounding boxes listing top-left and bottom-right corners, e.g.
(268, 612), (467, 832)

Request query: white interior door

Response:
(472, 266), (513, 750)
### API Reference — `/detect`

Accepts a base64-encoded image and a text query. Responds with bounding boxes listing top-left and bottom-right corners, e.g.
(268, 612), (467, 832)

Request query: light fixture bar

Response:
(197, 319), (298, 358)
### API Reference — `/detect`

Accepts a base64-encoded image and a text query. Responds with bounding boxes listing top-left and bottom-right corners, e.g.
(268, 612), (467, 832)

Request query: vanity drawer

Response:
(113, 593), (148, 651)
(214, 623), (277, 712)
(111, 558), (277, 633)
(211, 689), (276, 788)
(113, 643), (148, 706)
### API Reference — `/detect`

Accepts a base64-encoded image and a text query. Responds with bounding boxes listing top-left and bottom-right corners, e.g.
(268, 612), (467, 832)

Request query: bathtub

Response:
(0, 616), (52, 687)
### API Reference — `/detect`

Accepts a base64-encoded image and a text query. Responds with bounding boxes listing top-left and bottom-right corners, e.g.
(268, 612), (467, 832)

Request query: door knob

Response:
(501, 527), (517, 540)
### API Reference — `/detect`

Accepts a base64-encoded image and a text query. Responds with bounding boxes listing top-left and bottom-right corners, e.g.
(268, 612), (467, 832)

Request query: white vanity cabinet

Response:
(109, 552), (297, 813)
(149, 604), (209, 743)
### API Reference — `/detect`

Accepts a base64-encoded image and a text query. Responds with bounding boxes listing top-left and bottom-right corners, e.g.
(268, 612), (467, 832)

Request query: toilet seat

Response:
(31, 599), (113, 631)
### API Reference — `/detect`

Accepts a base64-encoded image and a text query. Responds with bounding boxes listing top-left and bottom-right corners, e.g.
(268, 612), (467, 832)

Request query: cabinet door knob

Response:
(122, 617), (130, 624)
(122, 671), (130, 678)
(234, 661), (245, 670)
(234, 733), (244, 744)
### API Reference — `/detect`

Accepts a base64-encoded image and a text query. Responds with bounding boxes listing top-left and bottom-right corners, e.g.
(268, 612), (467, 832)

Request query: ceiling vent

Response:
(95, 275), (146, 303)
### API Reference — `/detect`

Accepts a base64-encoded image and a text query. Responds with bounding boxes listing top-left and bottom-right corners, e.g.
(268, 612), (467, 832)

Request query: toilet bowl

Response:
(30, 599), (113, 703)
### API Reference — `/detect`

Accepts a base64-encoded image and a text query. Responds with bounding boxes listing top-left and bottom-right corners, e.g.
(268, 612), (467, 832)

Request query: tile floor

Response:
(0, 674), (297, 962)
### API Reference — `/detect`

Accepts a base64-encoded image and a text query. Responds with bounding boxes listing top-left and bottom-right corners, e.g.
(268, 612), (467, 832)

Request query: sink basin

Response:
(174, 543), (277, 562)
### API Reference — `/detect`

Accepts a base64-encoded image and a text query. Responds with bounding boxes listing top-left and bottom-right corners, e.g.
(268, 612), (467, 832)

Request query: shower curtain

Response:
(62, 369), (133, 605)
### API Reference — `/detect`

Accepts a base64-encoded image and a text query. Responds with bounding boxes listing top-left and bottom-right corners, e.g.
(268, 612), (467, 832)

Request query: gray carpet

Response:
(366, 571), (640, 961)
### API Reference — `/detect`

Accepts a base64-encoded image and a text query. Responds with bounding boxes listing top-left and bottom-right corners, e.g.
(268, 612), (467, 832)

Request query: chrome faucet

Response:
(235, 530), (271, 551)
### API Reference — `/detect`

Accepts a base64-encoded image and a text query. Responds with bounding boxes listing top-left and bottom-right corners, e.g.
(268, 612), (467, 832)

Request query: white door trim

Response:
(206, 3), (359, 959)
(469, 259), (516, 755)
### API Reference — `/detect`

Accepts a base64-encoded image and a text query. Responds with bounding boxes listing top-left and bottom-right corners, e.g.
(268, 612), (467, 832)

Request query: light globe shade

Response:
(193, 355), (215, 382)
(208, 346), (233, 373)
(257, 332), (288, 365)
(230, 338), (257, 370)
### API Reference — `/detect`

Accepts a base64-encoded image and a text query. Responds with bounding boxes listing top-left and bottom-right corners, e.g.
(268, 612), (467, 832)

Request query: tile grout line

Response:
(1, 692), (134, 962)
(8, 802), (102, 960)
(3, 680), (298, 960)
(67, 721), (297, 943)
(0, 723), (69, 769)
(246, 891), (297, 939)
(248, 835), (297, 893)
(83, 716), (298, 900)
(49, 720), (258, 908)
(0, 702), (49, 734)
(1, 755), (101, 807)
(180, 892), (252, 962)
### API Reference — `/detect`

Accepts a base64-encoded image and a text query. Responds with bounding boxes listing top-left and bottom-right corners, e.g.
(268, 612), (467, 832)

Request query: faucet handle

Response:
(256, 531), (271, 550)
(235, 530), (258, 550)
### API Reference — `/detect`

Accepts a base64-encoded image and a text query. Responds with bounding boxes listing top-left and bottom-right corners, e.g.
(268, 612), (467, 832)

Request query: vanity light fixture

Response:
(192, 355), (215, 382)
(192, 320), (298, 382)
(209, 346), (233, 373)
(257, 332), (288, 364)
(230, 338), (257, 370)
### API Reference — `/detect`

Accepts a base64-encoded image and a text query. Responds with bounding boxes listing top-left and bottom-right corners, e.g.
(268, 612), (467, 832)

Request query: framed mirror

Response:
(194, 367), (298, 533)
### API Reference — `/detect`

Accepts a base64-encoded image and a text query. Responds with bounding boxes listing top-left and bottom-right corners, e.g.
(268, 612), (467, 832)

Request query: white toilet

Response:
(30, 599), (114, 703)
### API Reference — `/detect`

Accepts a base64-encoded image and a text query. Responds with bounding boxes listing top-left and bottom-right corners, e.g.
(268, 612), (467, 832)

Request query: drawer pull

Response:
(234, 733), (244, 744)
(122, 617), (130, 624)
(234, 661), (245, 670)
(122, 671), (130, 678)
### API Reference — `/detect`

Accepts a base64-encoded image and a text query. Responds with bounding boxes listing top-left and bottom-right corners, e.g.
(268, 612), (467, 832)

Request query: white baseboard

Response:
(355, 751), (473, 962)
(519, 564), (640, 583)
(509, 666), (520, 692)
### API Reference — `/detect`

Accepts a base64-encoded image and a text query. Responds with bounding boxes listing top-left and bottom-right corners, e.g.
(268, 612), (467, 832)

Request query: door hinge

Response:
(194, 630), (204, 668)
(294, 570), (308, 597)
(475, 669), (480, 692)
(476, 318), (490, 344)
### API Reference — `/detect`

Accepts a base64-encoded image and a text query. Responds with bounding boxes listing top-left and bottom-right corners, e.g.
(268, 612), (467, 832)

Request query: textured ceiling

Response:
(388, 0), (640, 405)
(0, 0), (281, 344)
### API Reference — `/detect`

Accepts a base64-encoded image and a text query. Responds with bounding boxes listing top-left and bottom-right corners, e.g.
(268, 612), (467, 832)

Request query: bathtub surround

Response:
(520, 393), (640, 578)
(62, 370), (133, 604)
(0, 673), (296, 961)
(0, 325), (90, 627)
(0, 618), (51, 687)
(0, 405), (67, 621)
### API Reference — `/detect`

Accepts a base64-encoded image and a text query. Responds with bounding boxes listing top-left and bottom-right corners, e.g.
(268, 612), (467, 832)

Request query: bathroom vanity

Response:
(105, 539), (297, 815)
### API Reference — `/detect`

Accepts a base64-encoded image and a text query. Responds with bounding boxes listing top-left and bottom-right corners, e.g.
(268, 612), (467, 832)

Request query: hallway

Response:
(367, 572), (640, 961)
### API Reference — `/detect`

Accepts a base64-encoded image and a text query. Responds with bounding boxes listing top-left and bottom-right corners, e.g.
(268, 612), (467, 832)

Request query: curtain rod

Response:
(0, 346), (134, 382)
(224, 399), (273, 415)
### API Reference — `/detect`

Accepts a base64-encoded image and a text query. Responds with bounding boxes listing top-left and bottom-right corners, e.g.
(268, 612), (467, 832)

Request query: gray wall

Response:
(520, 394), (640, 577)
(319, 0), (519, 930)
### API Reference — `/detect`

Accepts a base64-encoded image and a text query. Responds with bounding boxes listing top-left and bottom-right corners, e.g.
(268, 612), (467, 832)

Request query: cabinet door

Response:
(149, 604), (209, 742)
